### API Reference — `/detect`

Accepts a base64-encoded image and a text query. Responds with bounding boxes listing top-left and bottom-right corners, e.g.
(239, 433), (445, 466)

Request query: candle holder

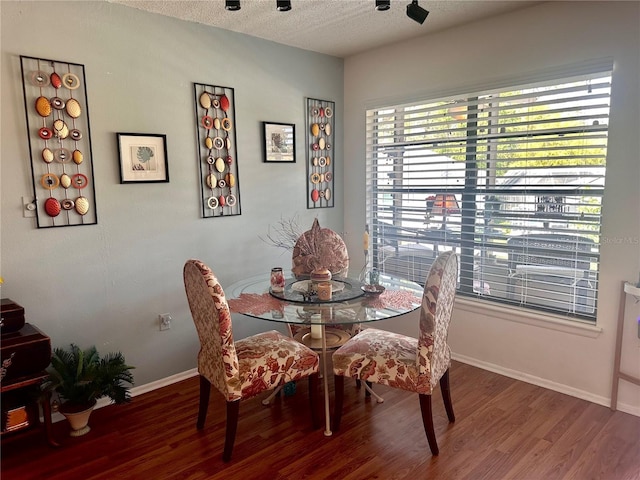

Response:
(317, 282), (332, 301)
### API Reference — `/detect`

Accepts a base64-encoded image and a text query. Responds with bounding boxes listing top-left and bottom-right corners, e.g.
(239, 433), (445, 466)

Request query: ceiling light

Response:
(225, 0), (241, 11)
(406, 0), (429, 24)
(375, 0), (391, 11)
(276, 0), (292, 11)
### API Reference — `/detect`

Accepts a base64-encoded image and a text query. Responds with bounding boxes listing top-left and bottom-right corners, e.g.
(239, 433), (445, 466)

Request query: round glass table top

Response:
(226, 273), (423, 326)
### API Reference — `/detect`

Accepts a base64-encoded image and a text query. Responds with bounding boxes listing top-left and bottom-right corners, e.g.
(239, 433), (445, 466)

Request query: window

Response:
(366, 67), (612, 321)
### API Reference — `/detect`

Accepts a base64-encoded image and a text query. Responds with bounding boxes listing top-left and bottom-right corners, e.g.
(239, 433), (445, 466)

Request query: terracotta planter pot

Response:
(60, 400), (96, 437)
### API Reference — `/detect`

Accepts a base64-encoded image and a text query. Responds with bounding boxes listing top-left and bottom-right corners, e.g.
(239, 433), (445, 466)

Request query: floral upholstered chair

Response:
(332, 251), (458, 456)
(183, 259), (320, 462)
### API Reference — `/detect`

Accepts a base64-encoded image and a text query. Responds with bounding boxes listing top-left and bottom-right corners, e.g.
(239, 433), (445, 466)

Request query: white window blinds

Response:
(365, 68), (611, 320)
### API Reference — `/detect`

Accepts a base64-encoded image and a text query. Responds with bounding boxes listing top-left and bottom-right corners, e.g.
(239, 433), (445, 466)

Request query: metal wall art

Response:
(263, 122), (295, 163)
(117, 133), (169, 183)
(20, 55), (97, 228)
(306, 98), (334, 209)
(194, 83), (241, 218)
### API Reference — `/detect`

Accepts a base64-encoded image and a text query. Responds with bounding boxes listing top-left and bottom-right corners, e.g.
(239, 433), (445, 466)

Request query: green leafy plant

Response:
(44, 344), (134, 412)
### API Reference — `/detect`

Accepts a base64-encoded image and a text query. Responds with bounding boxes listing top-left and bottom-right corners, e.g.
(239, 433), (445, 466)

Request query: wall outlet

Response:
(159, 313), (172, 331)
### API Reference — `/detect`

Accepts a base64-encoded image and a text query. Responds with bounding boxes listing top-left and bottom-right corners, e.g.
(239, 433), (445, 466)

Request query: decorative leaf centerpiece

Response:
(291, 218), (349, 279)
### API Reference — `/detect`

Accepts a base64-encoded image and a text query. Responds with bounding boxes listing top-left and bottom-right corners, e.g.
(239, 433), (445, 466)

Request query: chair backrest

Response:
(417, 251), (458, 390)
(183, 259), (241, 401)
(291, 218), (349, 278)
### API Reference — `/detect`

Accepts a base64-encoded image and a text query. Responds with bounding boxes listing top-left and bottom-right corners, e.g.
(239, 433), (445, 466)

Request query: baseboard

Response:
(50, 368), (198, 423)
(50, 359), (639, 426)
(128, 368), (199, 397)
(452, 353), (640, 417)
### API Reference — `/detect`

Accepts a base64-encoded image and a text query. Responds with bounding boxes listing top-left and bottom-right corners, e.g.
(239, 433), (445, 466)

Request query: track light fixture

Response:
(375, 0), (391, 11)
(277, 0), (292, 11)
(406, 0), (429, 24)
(225, 0), (241, 11)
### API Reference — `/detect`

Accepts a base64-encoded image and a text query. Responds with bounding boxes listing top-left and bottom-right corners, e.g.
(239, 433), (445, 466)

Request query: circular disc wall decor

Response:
(20, 55), (97, 228)
(193, 82), (241, 218)
(306, 97), (335, 209)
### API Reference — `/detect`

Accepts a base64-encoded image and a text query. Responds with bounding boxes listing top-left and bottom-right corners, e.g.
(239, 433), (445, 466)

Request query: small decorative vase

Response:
(359, 267), (379, 286)
(60, 400), (96, 437)
(270, 267), (285, 293)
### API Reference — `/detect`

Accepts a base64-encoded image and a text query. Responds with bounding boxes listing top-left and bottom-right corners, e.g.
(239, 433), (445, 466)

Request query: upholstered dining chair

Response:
(332, 250), (458, 456)
(183, 259), (320, 462)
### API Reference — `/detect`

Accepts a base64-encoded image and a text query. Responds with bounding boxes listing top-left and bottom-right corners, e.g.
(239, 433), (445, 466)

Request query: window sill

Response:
(455, 296), (603, 338)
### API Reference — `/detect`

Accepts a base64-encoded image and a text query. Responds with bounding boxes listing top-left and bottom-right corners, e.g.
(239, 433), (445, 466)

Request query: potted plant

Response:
(44, 344), (134, 437)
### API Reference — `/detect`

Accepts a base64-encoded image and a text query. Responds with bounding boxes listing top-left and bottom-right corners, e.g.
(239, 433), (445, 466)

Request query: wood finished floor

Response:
(2, 361), (639, 480)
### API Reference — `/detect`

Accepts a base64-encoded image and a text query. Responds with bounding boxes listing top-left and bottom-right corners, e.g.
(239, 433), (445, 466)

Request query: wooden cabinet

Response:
(1, 371), (59, 446)
(1, 302), (58, 447)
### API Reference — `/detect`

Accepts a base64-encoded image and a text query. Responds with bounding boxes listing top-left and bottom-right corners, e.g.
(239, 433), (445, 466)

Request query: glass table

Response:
(226, 273), (423, 436)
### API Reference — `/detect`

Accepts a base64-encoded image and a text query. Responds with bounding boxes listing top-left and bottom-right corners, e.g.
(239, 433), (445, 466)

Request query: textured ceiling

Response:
(110, 0), (541, 58)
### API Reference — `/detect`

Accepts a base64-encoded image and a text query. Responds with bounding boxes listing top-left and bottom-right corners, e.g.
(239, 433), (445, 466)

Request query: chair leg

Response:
(419, 394), (439, 456)
(309, 373), (320, 429)
(332, 375), (345, 432)
(223, 400), (240, 462)
(439, 368), (455, 423)
(197, 375), (211, 430)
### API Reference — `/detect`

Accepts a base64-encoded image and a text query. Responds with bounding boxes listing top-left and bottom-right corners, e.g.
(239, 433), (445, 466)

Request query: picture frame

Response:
(117, 133), (169, 183)
(262, 122), (296, 163)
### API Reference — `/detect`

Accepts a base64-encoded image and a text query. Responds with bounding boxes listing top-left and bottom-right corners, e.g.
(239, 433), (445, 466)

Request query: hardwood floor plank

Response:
(563, 410), (640, 480)
(536, 403), (614, 479)
(2, 361), (638, 480)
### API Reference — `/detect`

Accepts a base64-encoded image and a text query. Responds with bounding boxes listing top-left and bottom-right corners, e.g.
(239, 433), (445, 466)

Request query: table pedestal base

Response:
(294, 327), (352, 436)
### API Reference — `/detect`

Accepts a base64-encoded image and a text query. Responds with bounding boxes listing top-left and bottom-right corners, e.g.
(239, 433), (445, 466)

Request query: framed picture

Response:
(262, 122), (295, 163)
(117, 133), (169, 183)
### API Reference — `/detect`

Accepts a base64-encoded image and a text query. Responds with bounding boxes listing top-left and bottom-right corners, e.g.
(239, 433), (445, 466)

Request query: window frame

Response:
(365, 66), (612, 322)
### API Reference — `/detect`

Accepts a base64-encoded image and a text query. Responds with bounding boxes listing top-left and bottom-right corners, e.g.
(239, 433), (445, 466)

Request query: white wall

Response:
(0, 1), (344, 386)
(344, 1), (640, 414)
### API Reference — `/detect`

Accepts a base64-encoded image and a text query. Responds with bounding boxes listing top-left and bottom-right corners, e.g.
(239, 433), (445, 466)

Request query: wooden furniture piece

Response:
(610, 281), (640, 411)
(1, 299), (57, 447)
(183, 259), (320, 462)
(1, 372), (59, 446)
(332, 251), (459, 456)
(1, 298), (26, 332)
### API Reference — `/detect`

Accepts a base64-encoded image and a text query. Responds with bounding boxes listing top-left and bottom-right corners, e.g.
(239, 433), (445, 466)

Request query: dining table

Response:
(226, 272), (424, 436)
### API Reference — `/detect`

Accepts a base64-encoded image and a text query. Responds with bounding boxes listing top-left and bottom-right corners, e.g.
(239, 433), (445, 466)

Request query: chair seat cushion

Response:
(235, 330), (319, 399)
(332, 328), (440, 395)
